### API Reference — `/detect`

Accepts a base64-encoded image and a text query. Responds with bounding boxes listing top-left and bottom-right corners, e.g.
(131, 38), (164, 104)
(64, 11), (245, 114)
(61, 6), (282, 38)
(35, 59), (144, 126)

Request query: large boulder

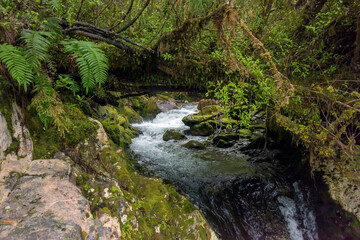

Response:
(163, 129), (187, 141)
(156, 97), (178, 112)
(182, 140), (206, 150)
(142, 97), (162, 120)
(190, 122), (214, 136)
(101, 105), (138, 147)
(122, 106), (143, 123)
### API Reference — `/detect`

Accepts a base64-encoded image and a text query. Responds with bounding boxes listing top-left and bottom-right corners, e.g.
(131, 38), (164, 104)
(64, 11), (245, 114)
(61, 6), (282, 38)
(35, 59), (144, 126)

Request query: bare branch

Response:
(109, 0), (135, 31)
(117, 0), (151, 33)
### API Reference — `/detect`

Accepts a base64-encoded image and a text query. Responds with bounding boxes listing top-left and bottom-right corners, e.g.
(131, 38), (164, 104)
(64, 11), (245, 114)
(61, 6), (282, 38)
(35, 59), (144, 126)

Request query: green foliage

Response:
(61, 40), (109, 93)
(0, 44), (33, 92)
(20, 30), (53, 69)
(55, 74), (80, 96)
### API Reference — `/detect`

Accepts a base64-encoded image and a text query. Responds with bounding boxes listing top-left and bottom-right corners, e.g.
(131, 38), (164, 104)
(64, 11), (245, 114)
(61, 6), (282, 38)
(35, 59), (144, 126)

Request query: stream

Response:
(129, 104), (343, 239)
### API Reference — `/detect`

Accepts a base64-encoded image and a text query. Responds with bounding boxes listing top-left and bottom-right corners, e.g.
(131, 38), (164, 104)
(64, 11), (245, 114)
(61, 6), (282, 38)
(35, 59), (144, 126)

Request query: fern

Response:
(0, 44), (33, 92)
(55, 74), (80, 95)
(20, 30), (53, 69)
(61, 40), (108, 93)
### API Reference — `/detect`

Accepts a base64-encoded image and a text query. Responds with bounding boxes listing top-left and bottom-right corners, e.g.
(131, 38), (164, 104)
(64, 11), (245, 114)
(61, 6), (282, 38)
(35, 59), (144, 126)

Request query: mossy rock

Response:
(163, 129), (187, 141)
(182, 140), (206, 149)
(104, 105), (128, 127)
(216, 139), (234, 148)
(239, 129), (253, 138)
(200, 105), (222, 115)
(182, 114), (213, 127)
(213, 134), (239, 144)
(28, 105), (97, 159)
(122, 106), (143, 123)
(129, 95), (148, 110)
(142, 97), (161, 120)
(197, 99), (218, 110)
(101, 105), (138, 147)
(190, 122), (214, 136)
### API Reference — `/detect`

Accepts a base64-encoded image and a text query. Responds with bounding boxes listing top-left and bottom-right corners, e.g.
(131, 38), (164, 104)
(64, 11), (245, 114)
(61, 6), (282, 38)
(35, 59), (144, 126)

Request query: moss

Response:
(121, 106), (143, 124)
(4, 137), (20, 155)
(82, 231), (88, 240)
(28, 105), (97, 159)
(190, 122), (214, 136)
(238, 129), (253, 138)
(163, 129), (187, 141)
(130, 96), (149, 110)
(142, 97), (161, 120)
(182, 200), (197, 214)
(200, 105), (222, 115)
(101, 105), (139, 148)
(183, 140), (206, 149)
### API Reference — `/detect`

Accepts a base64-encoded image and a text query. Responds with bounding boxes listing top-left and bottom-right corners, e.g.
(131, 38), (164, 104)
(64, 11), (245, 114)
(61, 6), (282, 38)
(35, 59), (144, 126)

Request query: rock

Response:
(183, 113), (238, 128)
(190, 122), (214, 136)
(163, 129), (187, 141)
(122, 106), (143, 123)
(0, 112), (11, 160)
(98, 212), (122, 239)
(101, 105), (138, 147)
(216, 139), (234, 148)
(26, 159), (71, 176)
(156, 98), (178, 112)
(198, 99), (218, 110)
(183, 140), (206, 149)
(238, 129), (253, 138)
(200, 105), (222, 115)
(0, 159), (93, 240)
(182, 114), (199, 127)
(213, 134), (239, 144)
(142, 97), (162, 120)
(0, 104), (33, 205)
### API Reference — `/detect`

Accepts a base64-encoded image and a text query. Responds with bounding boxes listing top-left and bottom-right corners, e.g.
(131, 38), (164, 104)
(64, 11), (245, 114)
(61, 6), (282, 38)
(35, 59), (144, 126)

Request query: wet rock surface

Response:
(183, 140), (206, 149)
(163, 129), (187, 141)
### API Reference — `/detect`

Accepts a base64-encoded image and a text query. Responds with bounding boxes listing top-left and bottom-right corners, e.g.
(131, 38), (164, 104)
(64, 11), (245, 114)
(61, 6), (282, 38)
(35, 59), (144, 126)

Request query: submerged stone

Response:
(182, 140), (206, 149)
(163, 129), (187, 141)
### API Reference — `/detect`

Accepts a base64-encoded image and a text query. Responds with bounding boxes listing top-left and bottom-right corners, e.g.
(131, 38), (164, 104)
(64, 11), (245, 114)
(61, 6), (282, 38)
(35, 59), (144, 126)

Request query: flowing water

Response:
(130, 105), (319, 239)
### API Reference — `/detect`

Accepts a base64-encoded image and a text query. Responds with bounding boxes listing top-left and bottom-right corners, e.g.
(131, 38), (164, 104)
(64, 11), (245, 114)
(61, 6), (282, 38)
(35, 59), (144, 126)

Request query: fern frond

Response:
(61, 40), (108, 93)
(21, 30), (53, 70)
(0, 44), (33, 92)
(55, 74), (80, 95)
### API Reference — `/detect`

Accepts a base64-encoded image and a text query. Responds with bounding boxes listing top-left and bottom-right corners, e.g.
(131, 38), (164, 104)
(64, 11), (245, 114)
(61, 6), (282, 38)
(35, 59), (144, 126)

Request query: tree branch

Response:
(117, 0), (151, 33)
(109, 0), (135, 31)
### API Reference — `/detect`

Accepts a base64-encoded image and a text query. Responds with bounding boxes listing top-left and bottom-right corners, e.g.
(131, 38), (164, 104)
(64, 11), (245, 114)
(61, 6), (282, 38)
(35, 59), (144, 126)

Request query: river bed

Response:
(129, 104), (357, 240)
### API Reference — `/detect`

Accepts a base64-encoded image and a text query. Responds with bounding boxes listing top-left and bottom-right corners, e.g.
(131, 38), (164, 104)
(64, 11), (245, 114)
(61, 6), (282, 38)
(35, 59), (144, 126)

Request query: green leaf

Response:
(0, 44), (33, 92)
(61, 40), (108, 93)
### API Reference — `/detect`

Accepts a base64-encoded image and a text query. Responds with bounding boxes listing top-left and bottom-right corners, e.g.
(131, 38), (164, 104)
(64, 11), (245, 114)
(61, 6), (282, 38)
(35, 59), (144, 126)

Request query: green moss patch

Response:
(28, 105), (97, 159)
